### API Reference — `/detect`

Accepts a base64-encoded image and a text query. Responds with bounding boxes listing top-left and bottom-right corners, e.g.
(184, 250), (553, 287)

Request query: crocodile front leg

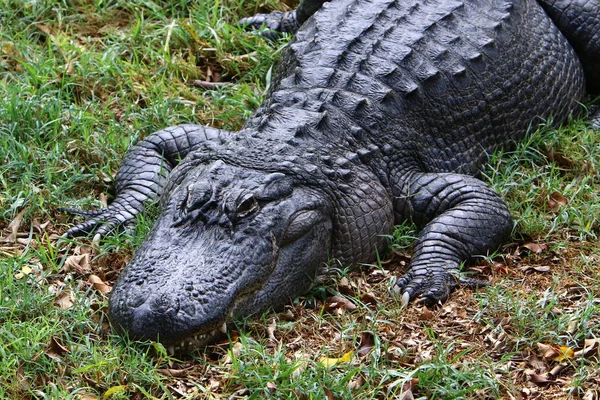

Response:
(62, 124), (231, 238)
(395, 172), (513, 305)
(238, 0), (328, 37)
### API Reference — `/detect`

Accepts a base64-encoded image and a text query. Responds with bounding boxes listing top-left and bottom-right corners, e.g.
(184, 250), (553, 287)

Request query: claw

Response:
(400, 291), (410, 307)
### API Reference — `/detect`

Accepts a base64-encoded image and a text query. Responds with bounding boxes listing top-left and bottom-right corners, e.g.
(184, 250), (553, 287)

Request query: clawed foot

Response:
(237, 10), (298, 40)
(60, 202), (138, 240)
(394, 269), (489, 307)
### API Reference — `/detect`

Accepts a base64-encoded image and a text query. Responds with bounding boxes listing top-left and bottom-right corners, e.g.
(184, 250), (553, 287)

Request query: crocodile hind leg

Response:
(238, 0), (328, 37)
(62, 124), (231, 239)
(394, 172), (513, 305)
(536, 0), (600, 94)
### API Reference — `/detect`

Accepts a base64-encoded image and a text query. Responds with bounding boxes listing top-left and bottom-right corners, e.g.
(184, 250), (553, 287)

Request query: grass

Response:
(1, 0), (599, 399)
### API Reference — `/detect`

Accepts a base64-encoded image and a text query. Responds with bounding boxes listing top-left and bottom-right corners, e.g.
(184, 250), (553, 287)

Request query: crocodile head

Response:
(108, 160), (333, 351)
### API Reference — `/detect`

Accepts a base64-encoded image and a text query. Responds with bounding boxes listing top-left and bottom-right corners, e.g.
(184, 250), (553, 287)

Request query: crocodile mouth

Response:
(163, 286), (263, 354)
(165, 322), (228, 355)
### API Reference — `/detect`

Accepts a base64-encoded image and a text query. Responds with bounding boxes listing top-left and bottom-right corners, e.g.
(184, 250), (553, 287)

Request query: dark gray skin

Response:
(63, 0), (600, 351)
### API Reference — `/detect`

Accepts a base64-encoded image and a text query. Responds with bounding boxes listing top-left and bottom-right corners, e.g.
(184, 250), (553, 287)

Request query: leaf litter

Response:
(2, 184), (599, 399)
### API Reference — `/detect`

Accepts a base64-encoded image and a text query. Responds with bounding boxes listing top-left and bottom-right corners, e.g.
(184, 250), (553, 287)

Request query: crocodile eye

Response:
(236, 195), (259, 217)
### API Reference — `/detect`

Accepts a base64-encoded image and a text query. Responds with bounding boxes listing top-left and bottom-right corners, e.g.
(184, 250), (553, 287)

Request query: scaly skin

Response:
(63, 0), (599, 350)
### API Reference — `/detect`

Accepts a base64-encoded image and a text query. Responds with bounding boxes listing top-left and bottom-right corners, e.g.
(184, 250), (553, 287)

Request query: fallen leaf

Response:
(357, 332), (375, 356)
(63, 253), (91, 274)
(158, 368), (189, 377)
(548, 191), (568, 211)
(537, 343), (560, 360)
(419, 307), (434, 320)
(519, 265), (551, 273)
(549, 363), (567, 376)
(554, 346), (575, 362)
(359, 292), (378, 306)
(279, 308), (296, 321)
(528, 373), (553, 386)
(89, 275), (111, 295)
(32, 219), (50, 234)
(324, 295), (357, 313)
(319, 350), (354, 367)
(324, 387), (334, 400)
(46, 336), (69, 361)
(347, 375), (366, 390)
(14, 265), (33, 280)
(400, 378), (418, 400)
(266, 382), (277, 393)
(102, 385), (127, 399)
(337, 276), (354, 295)
(7, 208), (27, 243)
(547, 148), (573, 168)
(494, 262), (511, 275)
(522, 242), (547, 254)
(54, 289), (74, 309)
(267, 318), (277, 342)
(77, 392), (98, 400)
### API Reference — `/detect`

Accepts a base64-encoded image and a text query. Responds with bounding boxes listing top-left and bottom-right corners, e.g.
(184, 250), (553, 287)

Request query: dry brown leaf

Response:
(522, 242), (547, 254)
(549, 363), (568, 376)
(528, 372), (553, 386)
(324, 295), (357, 313)
(32, 219), (50, 234)
(537, 343), (559, 360)
(548, 191), (568, 211)
(158, 368), (189, 377)
(267, 318), (277, 342)
(89, 275), (111, 294)
(279, 308), (296, 321)
(494, 262), (511, 275)
(546, 147), (573, 167)
(222, 341), (243, 364)
(63, 253), (91, 274)
(400, 378), (418, 400)
(347, 375), (366, 390)
(7, 208), (27, 243)
(574, 338), (600, 358)
(266, 382), (277, 393)
(357, 332), (375, 356)
(77, 392), (98, 400)
(419, 307), (434, 320)
(46, 336), (69, 361)
(359, 292), (378, 306)
(519, 265), (551, 273)
(324, 387), (334, 400)
(54, 289), (74, 309)
(337, 276), (354, 295)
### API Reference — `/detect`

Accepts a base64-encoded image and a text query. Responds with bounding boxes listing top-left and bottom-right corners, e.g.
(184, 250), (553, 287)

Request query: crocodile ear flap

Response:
(258, 173), (293, 200)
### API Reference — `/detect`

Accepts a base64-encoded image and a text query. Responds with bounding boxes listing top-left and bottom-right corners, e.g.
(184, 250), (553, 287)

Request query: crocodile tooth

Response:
(219, 322), (227, 334)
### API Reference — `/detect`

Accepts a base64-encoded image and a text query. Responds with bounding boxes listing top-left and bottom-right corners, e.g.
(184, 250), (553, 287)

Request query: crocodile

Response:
(63, 0), (600, 351)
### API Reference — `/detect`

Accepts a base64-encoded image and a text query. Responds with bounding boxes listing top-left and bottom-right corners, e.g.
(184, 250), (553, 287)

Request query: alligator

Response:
(63, 0), (600, 352)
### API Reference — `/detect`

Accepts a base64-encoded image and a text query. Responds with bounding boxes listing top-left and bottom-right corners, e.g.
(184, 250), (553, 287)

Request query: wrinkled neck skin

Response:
(108, 118), (394, 349)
